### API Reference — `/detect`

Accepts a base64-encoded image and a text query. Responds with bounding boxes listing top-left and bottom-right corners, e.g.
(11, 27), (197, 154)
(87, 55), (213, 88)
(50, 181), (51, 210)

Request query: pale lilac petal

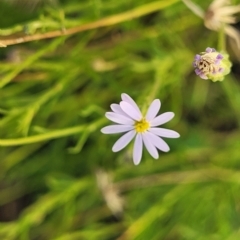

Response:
(120, 101), (142, 121)
(149, 128), (180, 138)
(145, 99), (161, 121)
(133, 133), (143, 165)
(110, 104), (129, 117)
(145, 132), (170, 152)
(112, 130), (136, 152)
(205, 47), (212, 53)
(199, 73), (208, 79)
(150, 112), (175, 127)
(216, 54), (223, 60)
(121, 93), (141, 113)
(195, 69), (202, 75)
(101, 125), (134, 134)
(142, 133), (159, 159)
(105, 112), (134, 125)
(195, 54), (201, 60)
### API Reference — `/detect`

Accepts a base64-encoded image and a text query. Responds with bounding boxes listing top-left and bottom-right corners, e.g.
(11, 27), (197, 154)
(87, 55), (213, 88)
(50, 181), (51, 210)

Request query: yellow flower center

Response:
(134, 118), (150, 133)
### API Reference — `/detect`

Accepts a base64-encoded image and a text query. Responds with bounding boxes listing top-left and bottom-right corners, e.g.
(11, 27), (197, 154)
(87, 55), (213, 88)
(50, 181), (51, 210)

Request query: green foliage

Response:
(1, 0), (240, 239)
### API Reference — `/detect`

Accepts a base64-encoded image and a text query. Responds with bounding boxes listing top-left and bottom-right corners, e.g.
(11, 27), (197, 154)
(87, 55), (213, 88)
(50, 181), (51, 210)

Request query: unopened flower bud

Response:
(193, 47), (231, 82)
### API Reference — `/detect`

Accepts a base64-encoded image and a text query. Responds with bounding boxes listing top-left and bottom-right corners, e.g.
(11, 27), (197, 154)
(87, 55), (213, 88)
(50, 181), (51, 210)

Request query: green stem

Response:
(148, 73), (161, 105)
(218, 24), (226, 52)
(0, 0), (179, 47)
(0, 118), (106, 147)
(141, 64), (165, 114)
(0, 37), (65, 88)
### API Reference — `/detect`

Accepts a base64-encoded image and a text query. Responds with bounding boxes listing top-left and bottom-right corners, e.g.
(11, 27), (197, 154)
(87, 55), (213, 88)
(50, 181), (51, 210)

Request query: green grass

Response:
(1, 0), (240, 239)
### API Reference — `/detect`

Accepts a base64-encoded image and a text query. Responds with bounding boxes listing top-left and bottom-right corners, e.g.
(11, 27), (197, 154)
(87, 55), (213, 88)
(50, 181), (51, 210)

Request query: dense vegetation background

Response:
(1, 0), (240, 239)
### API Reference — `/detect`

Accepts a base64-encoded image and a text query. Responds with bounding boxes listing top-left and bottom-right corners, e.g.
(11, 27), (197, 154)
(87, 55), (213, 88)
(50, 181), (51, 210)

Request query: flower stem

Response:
(142, 74), (161, 114)
(141, 63), (165, 114)
(0, 0), (179, 47)
(218, 24), (226, 52)
(0, 118), (106, 146)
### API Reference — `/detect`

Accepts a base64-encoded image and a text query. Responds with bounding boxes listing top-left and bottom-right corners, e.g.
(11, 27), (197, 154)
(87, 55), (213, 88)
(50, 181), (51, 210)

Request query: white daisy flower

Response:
(101, 93), (180, 165)
(182, 0), (240, 49)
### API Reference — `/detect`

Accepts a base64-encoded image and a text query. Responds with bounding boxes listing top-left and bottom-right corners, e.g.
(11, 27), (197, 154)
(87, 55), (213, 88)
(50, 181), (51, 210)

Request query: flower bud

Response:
(193, 47), (232, 81)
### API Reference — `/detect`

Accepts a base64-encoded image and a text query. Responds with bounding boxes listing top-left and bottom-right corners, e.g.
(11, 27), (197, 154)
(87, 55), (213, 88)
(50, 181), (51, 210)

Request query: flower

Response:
(204, 0), (240, 49)
(193, 47), (231, 81)
(101, 93), (180, 165)
(182, 0), (240, 49)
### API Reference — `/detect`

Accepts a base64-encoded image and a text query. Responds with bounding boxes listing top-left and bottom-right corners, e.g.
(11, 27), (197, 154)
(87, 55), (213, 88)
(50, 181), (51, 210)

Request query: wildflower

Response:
(205, 0), (240, 48)
(193, 47), (231, 81)
(182, 0), (240, 48)
(101, 93), (180, 165)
